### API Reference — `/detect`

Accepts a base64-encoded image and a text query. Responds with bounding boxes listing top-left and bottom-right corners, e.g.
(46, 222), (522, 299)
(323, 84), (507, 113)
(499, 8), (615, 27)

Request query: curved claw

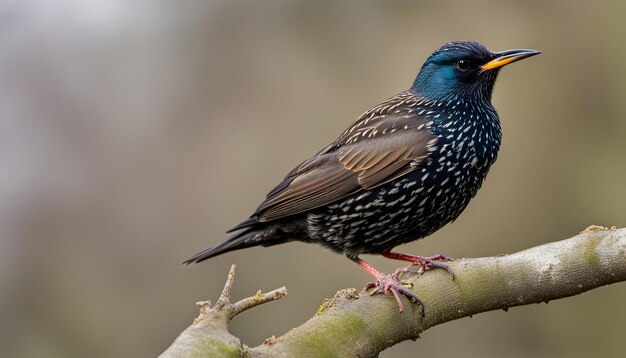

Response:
(424, 260), (455, 279)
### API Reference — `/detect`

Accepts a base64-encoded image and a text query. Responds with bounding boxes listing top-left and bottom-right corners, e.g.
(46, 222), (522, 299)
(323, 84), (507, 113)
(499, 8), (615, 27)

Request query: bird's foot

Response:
(363, 272), (425, 314)
(353, 257), (426, 314)
(383, 252), (455, 279)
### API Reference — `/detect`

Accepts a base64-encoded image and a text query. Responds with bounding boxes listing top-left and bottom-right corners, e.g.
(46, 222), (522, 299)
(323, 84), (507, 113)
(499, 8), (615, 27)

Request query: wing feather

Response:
(230, 92), (437, 228)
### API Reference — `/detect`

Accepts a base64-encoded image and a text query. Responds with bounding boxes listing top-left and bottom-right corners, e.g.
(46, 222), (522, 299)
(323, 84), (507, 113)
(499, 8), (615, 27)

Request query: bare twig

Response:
(159, 265), (288, 358)
(215, 264), (236, 310)
(232, 287), (288, 317)
(211, 264), (288, 318)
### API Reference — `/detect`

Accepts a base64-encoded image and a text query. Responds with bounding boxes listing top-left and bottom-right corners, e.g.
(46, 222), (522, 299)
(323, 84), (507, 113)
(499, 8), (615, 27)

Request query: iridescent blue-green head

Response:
(412, 41), (540, 103)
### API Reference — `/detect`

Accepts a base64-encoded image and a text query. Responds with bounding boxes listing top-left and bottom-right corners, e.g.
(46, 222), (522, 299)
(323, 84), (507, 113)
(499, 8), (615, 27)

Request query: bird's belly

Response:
(306, 164), (487, 256)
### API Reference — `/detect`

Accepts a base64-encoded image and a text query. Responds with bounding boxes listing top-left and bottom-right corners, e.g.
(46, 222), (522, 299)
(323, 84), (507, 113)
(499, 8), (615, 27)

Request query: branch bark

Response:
(161, 226), (626, 357)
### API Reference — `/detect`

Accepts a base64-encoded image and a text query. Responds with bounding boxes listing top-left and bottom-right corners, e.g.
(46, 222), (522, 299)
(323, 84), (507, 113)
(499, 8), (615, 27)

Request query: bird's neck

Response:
(409, 85), (493, 107)
(408, 88), (494, 115)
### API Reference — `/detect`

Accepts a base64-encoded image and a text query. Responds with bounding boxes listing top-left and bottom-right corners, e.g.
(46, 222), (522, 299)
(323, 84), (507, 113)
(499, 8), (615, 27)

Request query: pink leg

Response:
(352, 257), (425, 314)
(381, 252), (455, 279)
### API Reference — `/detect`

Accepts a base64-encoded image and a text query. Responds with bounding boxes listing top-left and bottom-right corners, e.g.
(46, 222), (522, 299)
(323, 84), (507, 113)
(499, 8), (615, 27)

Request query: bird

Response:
(184, 41), (540, 314)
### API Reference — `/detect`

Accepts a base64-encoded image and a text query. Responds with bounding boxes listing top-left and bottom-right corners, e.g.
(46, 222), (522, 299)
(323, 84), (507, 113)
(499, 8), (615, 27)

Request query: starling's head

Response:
(412, 41), (540, 102)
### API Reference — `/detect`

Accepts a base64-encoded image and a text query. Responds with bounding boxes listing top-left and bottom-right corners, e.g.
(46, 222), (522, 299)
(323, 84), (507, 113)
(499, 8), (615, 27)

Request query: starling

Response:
(185, 41), (540, 313)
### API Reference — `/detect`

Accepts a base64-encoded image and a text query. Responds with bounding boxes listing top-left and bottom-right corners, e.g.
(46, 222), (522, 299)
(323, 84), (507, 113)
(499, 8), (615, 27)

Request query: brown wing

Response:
(231, 92), (437, 229)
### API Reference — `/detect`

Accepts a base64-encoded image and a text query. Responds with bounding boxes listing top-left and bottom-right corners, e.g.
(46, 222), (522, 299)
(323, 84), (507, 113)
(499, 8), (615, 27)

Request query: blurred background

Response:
(1, 1), (625, 357)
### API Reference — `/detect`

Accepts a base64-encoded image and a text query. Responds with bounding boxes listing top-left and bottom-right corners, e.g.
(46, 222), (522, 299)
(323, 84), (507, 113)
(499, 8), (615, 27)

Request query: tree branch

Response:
(161, 226), (626, 357)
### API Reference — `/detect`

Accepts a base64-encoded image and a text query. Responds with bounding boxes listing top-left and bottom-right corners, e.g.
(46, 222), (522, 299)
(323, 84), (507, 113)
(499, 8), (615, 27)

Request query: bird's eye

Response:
(456, 59), (471, 71)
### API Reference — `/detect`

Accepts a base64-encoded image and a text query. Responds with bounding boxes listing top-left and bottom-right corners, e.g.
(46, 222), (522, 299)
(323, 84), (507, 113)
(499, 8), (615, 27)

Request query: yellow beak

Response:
(480, 49), (541, 72)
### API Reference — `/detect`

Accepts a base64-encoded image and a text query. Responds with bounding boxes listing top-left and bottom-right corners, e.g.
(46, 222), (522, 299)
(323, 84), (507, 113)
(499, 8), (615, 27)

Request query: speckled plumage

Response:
(185, 41), (540, 313)
(305, 91), (501, 257)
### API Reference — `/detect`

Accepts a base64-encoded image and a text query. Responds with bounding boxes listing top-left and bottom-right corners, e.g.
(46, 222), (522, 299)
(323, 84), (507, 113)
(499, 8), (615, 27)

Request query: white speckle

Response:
(404, 181), (416, 189)
(401, 195), (418, 207)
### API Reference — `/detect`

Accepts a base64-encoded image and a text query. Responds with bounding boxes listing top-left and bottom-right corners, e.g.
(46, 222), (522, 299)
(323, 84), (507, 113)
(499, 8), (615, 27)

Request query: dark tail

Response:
(183, 228), (266, 264)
